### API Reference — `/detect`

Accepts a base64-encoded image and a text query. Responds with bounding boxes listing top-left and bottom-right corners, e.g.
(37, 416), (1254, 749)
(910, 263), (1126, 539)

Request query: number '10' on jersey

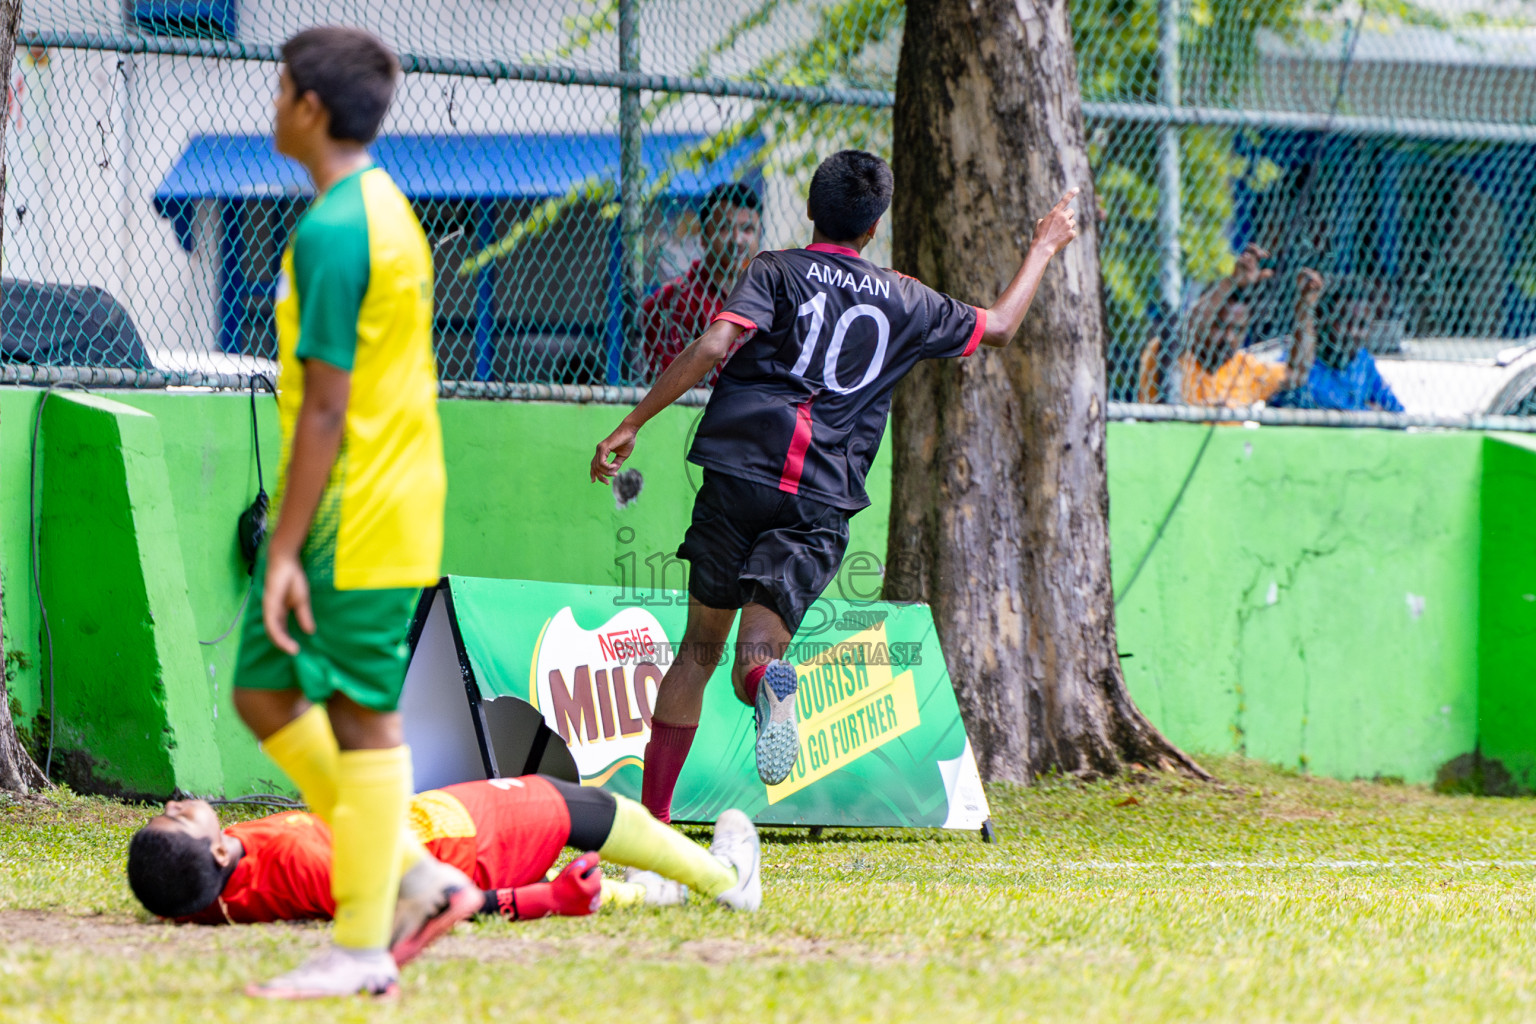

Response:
(686, 242), (986, 512)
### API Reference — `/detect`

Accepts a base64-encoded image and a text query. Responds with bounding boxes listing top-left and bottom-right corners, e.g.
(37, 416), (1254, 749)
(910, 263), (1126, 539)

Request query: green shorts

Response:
(233, 559), (421, 713)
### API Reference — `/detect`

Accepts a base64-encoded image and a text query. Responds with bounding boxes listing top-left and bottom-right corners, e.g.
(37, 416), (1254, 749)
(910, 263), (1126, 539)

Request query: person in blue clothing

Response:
(1273, 273), (1403, 412)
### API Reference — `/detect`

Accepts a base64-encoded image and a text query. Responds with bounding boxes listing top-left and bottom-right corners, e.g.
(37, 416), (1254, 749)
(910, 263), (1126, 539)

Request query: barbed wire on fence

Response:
(5, 0), (1536, 422)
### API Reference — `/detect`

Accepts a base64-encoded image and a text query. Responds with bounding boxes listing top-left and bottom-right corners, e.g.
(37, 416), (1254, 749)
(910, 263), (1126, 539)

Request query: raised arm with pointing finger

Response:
(592, 186), (1080, 483)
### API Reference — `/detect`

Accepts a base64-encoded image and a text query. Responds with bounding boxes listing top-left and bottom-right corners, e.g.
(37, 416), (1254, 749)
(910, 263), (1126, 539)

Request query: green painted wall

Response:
(1107, 423), (1485, 785)
(0, 390), (887, 796)
(38, 394), (222, 796)
(2, 388), (43, 727)
(109, 392), (283, 795)
(434, 400), (890, 591)
(0, 388), (1526, 796)
(1475, 434), (1536, 790)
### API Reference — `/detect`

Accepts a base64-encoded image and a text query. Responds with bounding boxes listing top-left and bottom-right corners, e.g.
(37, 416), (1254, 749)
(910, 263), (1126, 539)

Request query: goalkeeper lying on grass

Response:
(126, 775), (759, 962)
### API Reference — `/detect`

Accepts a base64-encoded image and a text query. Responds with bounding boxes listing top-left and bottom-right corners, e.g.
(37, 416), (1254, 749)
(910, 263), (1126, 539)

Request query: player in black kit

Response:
(591, 150), (1080, 820)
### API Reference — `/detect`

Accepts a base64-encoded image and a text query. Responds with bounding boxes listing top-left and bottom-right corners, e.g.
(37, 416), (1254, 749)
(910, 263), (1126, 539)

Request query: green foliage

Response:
(1076, 0), (1530, 387)
(522, 0), (623, 65)
(470, 0), (901, 270)
(459, 178), (620, 278)
(1076, 0), (1311, 393)
(5, 647), (31, 685)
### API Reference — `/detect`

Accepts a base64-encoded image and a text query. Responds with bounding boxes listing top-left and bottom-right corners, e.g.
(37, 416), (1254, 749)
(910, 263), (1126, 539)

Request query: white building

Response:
(4, 0), (876, 382)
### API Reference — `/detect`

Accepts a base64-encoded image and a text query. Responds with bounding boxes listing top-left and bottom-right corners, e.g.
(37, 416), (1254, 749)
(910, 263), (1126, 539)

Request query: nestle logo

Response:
(597, 626), (658, 662)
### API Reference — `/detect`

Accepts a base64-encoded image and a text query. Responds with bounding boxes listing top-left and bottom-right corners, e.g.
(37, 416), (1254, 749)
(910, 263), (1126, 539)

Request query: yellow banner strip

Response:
(790, 623), (895, 734)
(766, 670), (919, 803)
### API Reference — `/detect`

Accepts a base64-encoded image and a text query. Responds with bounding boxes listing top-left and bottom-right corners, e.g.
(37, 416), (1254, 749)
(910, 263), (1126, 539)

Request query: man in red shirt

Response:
(641, 182), (762, 385)
(126, 775), (760, 963)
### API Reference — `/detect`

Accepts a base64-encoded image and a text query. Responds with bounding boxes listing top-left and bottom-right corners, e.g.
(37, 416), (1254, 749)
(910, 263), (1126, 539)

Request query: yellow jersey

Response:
(272, 165), (445, 590)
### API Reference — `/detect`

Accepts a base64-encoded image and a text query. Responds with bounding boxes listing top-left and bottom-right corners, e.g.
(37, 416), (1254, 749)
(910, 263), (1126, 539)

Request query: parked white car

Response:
(149, 346), (277, 384)
(1374, 339), (1536, 417)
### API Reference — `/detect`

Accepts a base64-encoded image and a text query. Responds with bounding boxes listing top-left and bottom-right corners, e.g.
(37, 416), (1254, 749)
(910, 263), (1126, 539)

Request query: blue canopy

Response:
(153, 132), (764, 251)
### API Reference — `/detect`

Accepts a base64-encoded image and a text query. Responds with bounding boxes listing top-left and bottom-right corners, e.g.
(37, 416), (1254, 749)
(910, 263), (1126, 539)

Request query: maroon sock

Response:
(743, 664), (768, 706)
(641, 720), (697, 824)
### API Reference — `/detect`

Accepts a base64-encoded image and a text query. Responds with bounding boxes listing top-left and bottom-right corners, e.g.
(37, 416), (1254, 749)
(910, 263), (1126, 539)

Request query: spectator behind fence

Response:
(1271, 275), (1404, 413)
(641, 182), (763, 385)
(1137, 245), (1316, 407)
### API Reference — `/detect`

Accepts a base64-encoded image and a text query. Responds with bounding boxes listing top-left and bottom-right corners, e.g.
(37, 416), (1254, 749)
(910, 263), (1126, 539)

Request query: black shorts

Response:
(542, 775), (617, 851)
(677, 469), (850, 635)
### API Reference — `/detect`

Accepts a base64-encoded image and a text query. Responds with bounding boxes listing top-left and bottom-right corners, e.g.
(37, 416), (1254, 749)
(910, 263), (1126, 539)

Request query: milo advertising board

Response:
(401, 576), (990, 831)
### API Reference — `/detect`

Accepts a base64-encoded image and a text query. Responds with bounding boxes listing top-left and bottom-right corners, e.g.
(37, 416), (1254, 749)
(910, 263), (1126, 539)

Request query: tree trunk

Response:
(0, 0), (46, 795)
(0, 571), (45, 794)
(888, 0), (1206, 783)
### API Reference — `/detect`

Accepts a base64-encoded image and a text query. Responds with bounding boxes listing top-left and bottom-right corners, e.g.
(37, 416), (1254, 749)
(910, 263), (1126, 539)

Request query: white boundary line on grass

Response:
(1006, 860), (1536, 870)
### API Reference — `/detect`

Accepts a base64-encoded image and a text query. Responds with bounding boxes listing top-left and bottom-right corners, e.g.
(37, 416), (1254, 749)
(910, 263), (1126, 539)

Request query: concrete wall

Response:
(1475, 435), (1536, 791)
(1109, 424), (1485, 784)
(0, 388), (887, 795)
(2, 388), (1529, 796)
(38, 394), (224, 796)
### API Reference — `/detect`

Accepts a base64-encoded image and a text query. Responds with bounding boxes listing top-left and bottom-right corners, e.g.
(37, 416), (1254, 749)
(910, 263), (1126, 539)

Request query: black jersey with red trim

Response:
(689, 243), (984, 511)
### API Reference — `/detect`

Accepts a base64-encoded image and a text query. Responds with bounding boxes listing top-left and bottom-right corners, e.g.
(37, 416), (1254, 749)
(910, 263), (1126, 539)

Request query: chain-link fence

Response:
(1085, 0), (1536, 424)
(6, 0), (1536, 424)
(3, 0), (899, 393)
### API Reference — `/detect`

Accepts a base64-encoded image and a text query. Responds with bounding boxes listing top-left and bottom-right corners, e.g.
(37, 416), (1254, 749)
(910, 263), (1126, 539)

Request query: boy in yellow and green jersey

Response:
(232, 26), (474, 1001)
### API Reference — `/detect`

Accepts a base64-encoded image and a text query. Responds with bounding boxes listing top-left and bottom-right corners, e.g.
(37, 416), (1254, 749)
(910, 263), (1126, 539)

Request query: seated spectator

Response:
(1138, 245), (1315, 407)
(641, 182), (762, 385)
(1271, 276), (1403, 412)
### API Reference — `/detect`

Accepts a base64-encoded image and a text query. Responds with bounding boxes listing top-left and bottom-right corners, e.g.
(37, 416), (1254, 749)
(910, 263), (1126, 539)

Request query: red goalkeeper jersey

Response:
(179, 776), (572, 925)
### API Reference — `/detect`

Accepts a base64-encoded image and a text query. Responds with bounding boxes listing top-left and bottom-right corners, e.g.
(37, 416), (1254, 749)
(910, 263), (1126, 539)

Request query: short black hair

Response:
(700, 183), (762, 226)
(1317, 275), (1384, 330)
(282, 26), (400, 144)
(126, 827), (231, 918)
(806, 150), (893, 243)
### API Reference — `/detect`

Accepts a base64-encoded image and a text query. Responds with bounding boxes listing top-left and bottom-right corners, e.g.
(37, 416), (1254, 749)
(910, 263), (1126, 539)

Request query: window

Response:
(156, 134), (764, 383)
(213, 197), (620, 382)
(215, 197), (689, 385)
(217, 198), (303, 360)
(129, 0), (238, 41)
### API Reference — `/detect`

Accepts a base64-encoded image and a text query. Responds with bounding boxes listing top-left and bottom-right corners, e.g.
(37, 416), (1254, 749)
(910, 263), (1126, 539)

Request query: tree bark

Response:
(0, 0), (47, 795)
(0, 572), (45, 794)
(888, 0), (1206, 783)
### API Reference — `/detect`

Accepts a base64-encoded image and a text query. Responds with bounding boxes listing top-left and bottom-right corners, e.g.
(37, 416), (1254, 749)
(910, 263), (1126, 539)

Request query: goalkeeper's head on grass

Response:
(224, 25), (465, 1002)
(589, 150), (1082, 823)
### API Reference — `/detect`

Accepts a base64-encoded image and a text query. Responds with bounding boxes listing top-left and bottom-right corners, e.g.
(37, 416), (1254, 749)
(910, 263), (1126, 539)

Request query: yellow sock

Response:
(598, 794), (736, 899)
(598, 878), (648, 909)
(390, 746), (427, 872)
(260, 708), (426, 876)
(260, 705), (338, 821)
(375, 746), (430, 888)
(332, 747), (410, 950)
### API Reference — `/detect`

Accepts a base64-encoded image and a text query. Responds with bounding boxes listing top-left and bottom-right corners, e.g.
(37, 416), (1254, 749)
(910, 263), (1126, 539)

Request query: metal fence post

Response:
(474, 198), (498, 381)
(1157, 0), (1183, 328)
(613, 0), (643, 385)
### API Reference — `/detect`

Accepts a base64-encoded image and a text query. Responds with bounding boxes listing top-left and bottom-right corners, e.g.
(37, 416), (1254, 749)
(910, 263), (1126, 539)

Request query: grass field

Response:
(4, 758), (1536, 1022)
